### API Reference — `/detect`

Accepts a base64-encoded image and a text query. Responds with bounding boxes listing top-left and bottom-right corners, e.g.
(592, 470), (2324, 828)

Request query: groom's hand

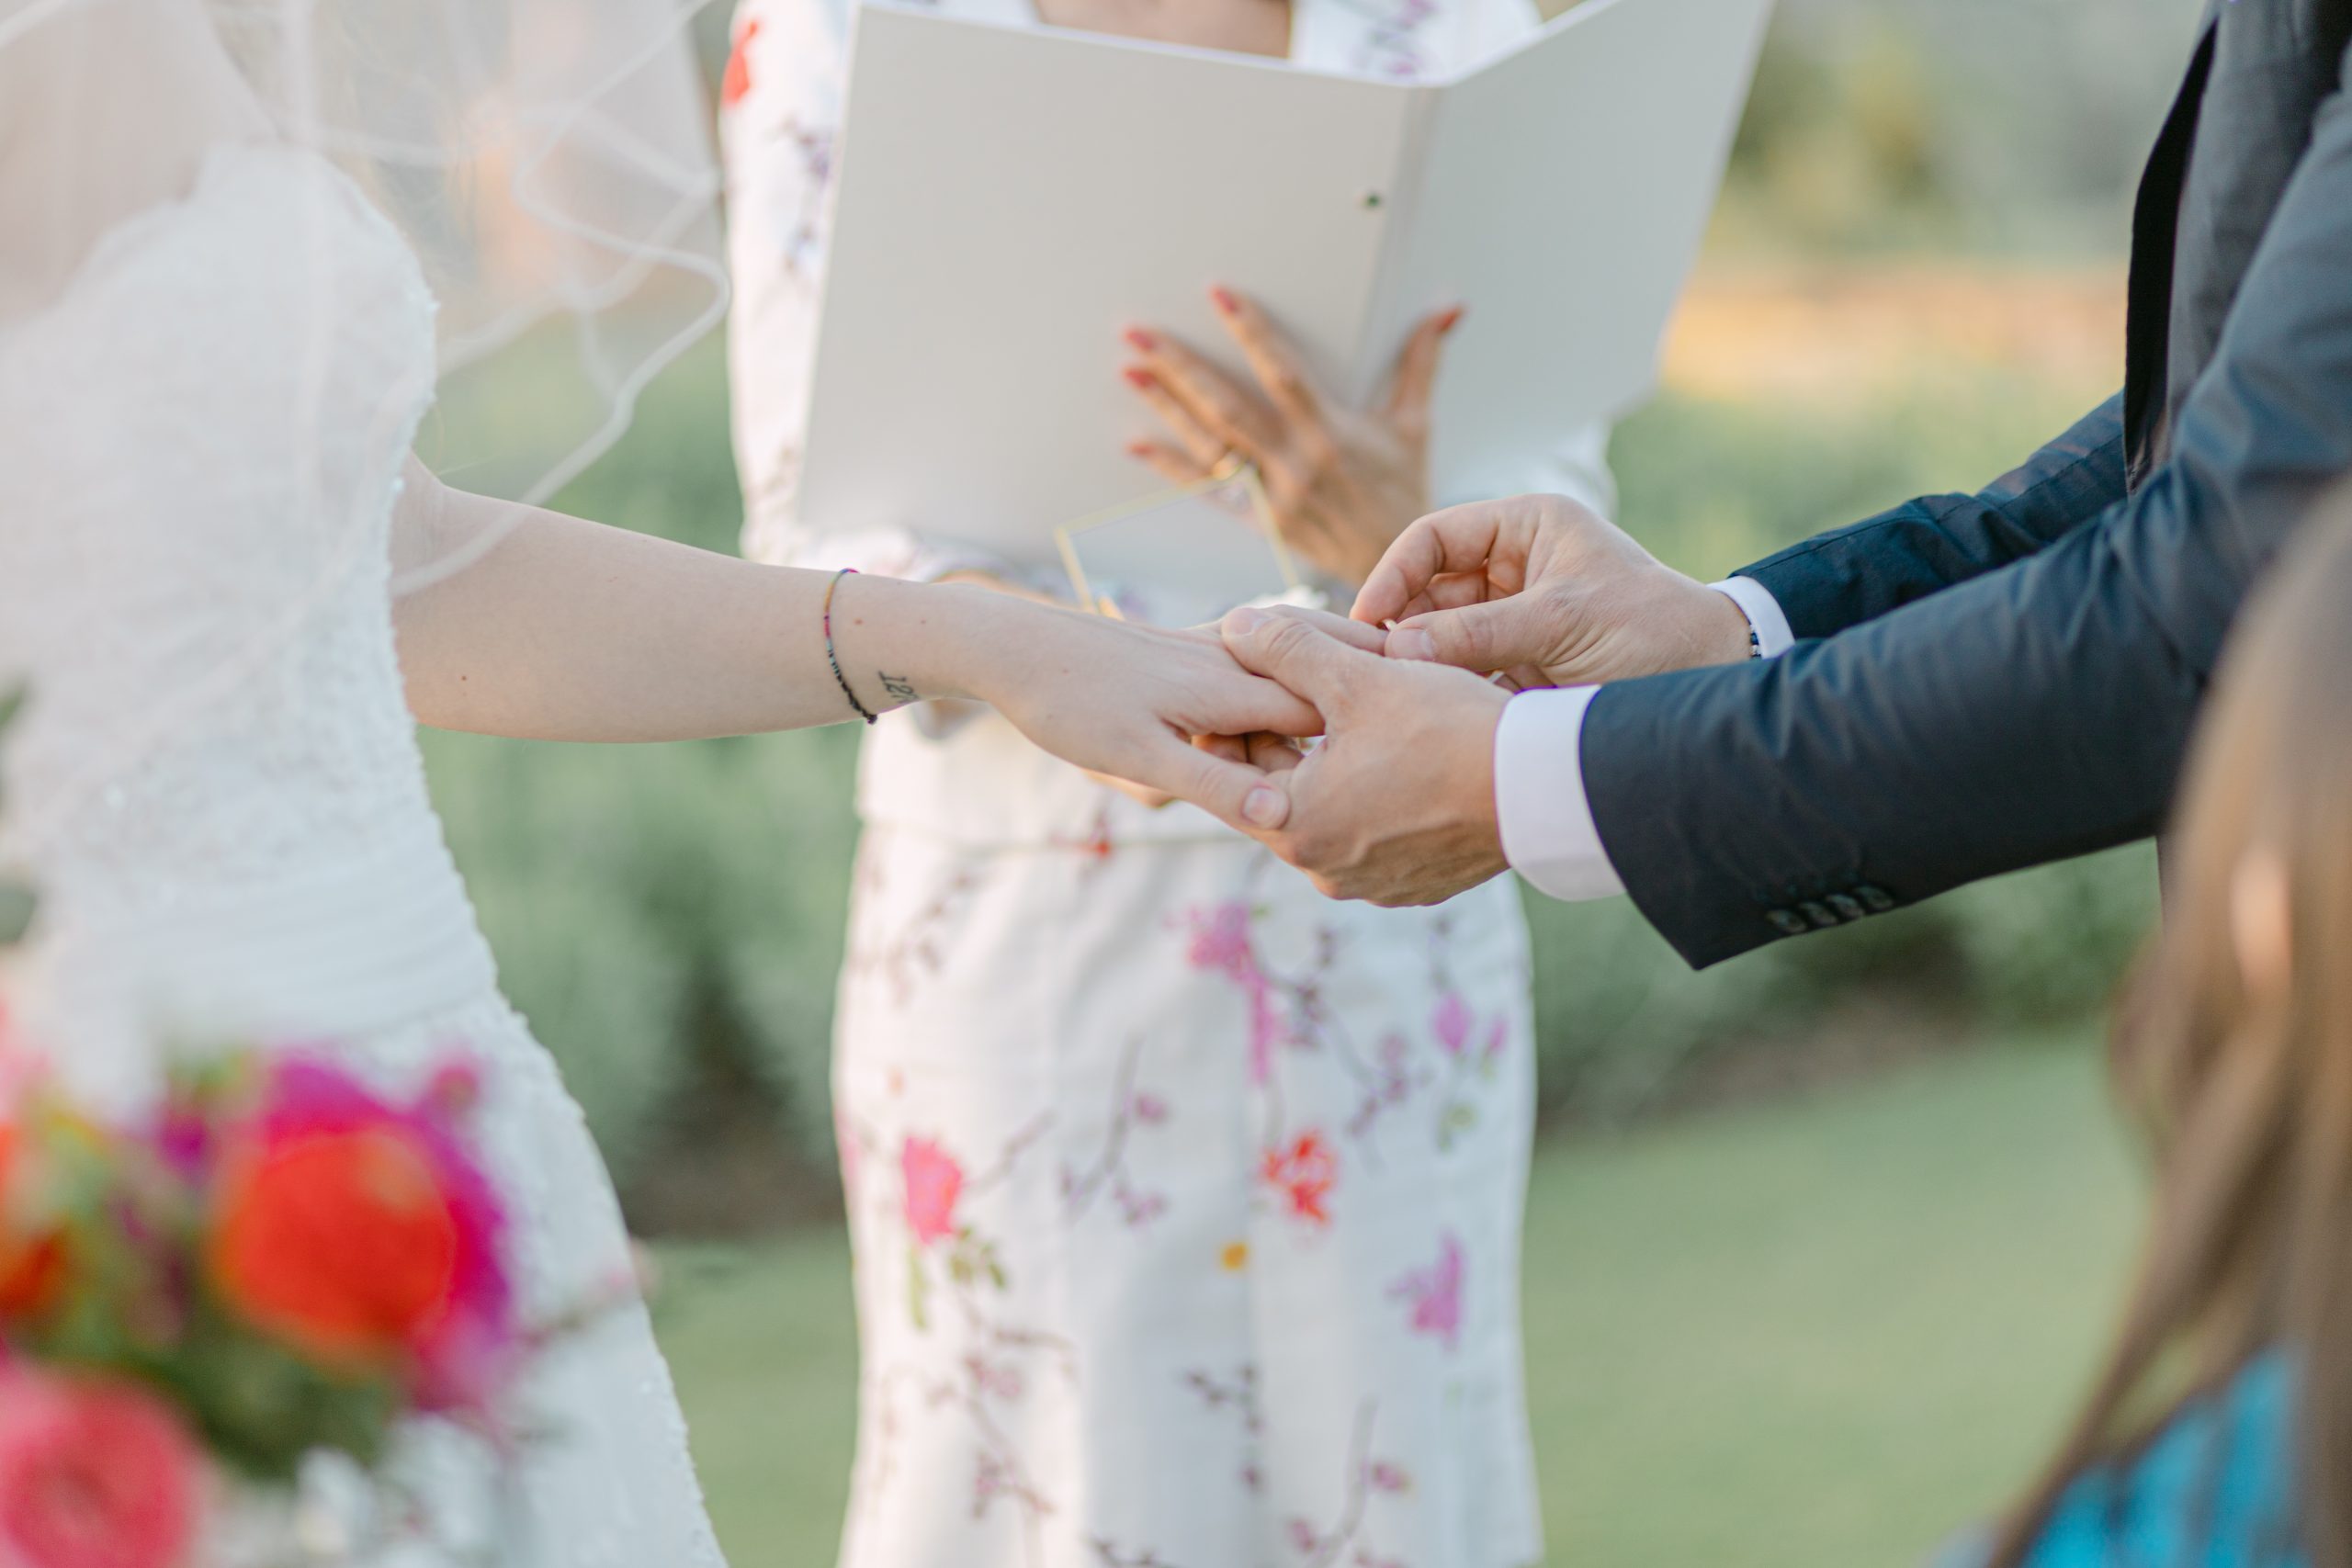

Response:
(1351, 493), (1752, 686)
(1215, 606), (1510, 906)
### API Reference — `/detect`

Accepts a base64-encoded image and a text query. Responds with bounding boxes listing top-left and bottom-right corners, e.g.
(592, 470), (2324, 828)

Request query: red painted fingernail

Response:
(1123, 367), (1155, 390)
(1438, 304), (1466, 333)
(1210, 286), (1238, 314)
(1126, 441), (1155, 458)
(1124, 327), (1158, 353)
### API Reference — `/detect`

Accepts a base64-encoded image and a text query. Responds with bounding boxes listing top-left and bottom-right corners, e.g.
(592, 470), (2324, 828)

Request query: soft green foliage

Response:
(655, 1040), (2143, 1564)
(421, 727), (858, 1190)
(422, 344), (2161, 1198)
(1712, 0), (2202, 257)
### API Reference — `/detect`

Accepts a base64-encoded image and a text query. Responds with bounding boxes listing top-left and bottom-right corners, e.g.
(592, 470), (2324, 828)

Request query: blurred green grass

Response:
(651, 1034), (2141, 1567)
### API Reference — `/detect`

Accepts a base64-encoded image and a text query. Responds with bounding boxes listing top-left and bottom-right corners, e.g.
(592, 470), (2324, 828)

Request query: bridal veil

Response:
(0, 0), (728, 843)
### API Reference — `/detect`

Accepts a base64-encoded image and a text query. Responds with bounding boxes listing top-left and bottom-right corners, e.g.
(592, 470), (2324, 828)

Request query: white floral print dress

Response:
(723, 4), (1613, 1564)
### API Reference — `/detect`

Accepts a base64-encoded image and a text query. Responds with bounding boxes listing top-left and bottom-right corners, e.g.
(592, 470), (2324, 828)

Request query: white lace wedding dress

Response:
(0, 141), (727, 1567)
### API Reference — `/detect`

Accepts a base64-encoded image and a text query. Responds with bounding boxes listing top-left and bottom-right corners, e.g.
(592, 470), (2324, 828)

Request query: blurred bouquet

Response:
(0, 1046), (526, 1568)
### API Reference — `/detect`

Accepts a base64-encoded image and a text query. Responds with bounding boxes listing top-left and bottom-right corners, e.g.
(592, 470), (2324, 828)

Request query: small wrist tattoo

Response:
(876, 671), (921, 705)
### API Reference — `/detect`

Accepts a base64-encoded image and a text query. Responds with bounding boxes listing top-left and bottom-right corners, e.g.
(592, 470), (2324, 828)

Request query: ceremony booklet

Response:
(797, 0), (1775, 611)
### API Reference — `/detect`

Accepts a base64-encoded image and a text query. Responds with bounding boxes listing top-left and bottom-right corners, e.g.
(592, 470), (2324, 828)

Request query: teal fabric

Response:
(1941, 1356), (2303, 1568)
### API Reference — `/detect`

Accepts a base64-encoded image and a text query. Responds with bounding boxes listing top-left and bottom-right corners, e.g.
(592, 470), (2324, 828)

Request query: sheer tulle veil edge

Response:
(0, 0), (728, 850)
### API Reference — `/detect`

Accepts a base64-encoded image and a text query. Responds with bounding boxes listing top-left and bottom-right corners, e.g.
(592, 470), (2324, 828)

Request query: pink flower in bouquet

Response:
(206, 1055), (514, 1416)
(899, 1135), (965, 1247)
(0, 1368), (200, 1568)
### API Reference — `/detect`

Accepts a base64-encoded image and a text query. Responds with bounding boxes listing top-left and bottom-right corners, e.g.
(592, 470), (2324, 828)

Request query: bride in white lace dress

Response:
(0, 2), (1327, 1561)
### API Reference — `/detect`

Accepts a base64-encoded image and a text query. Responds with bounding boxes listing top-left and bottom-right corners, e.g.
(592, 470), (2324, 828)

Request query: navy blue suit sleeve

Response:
(1578, 34), (2352, 969)
(1736, 397), (2130, 640)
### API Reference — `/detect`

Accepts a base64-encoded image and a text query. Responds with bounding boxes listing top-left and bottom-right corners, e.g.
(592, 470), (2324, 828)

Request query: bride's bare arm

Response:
(390, 470), (1319, 827)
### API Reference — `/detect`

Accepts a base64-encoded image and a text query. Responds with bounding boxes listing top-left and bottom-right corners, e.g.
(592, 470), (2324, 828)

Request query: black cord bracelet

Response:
(822, 568), (878, 724)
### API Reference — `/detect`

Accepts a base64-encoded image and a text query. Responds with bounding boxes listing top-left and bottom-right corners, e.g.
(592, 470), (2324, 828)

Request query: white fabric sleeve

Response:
(1492, 686), (1627, 903)
(1708, 575), (1795, 658)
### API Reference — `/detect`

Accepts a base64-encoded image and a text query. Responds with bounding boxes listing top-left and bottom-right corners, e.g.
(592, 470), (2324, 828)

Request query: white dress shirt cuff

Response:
(1493, 687), (1627, 903)
(1709, 575), (1796, 658)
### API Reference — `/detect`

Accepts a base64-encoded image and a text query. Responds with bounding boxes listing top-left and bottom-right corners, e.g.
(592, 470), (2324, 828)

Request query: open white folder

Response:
(797, 0), (1774, 597)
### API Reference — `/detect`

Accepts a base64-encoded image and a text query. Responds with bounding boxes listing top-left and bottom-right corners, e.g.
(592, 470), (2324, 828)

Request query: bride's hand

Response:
(946, 592), (1339, 830)
(935, 570), (1178, 810)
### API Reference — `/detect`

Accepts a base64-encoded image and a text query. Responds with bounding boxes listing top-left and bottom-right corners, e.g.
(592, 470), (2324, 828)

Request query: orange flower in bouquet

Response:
(193, 1055), (519, 1427)
(0, 1122), (64, 1323)
(209, 1127), (460, 1367)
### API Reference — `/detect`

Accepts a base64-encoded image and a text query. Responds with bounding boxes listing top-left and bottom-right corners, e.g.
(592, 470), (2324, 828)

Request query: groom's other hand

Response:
(1351, 494), (1752, 686)
(1216, 606), (1510, 905)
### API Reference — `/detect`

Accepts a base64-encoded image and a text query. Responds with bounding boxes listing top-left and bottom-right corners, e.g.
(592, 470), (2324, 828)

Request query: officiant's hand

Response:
(1120, 288), (1464, 586)
(1351, 493), (1753, 686)
(1209, 605), (1512, 906)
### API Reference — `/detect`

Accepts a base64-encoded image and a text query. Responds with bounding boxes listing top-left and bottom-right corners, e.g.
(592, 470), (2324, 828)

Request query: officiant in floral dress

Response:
(723, 2), (1611, 1562)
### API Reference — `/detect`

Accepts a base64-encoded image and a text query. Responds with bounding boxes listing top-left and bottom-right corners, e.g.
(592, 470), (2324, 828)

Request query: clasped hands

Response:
(1183, 491), (1758, 906)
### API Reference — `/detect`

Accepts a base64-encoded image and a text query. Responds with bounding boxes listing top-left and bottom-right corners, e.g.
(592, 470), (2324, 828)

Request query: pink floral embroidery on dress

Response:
(1431, 992), (1474, 1056)
(1182, 900), (1289, 1084)
(1060, 1038), (1172, 1229)
(851, 852), (986, 1006)
(895, 1118), (1046, 1331)
(901, 1134), (965, 1246)
(1185, 901), (1255, 977)
(1054, 804), (1120, 865)
(1389, 1231), (1464, 1352)
(1260, 1131), (1339, 1226)
(1344, 0), (1440, 80)
(1428, 982), (1510, 1150)
(721, 17), (759, 109)
(1283, 1402), (1416, 1565)
(1182, 1363), (1266, 1494)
